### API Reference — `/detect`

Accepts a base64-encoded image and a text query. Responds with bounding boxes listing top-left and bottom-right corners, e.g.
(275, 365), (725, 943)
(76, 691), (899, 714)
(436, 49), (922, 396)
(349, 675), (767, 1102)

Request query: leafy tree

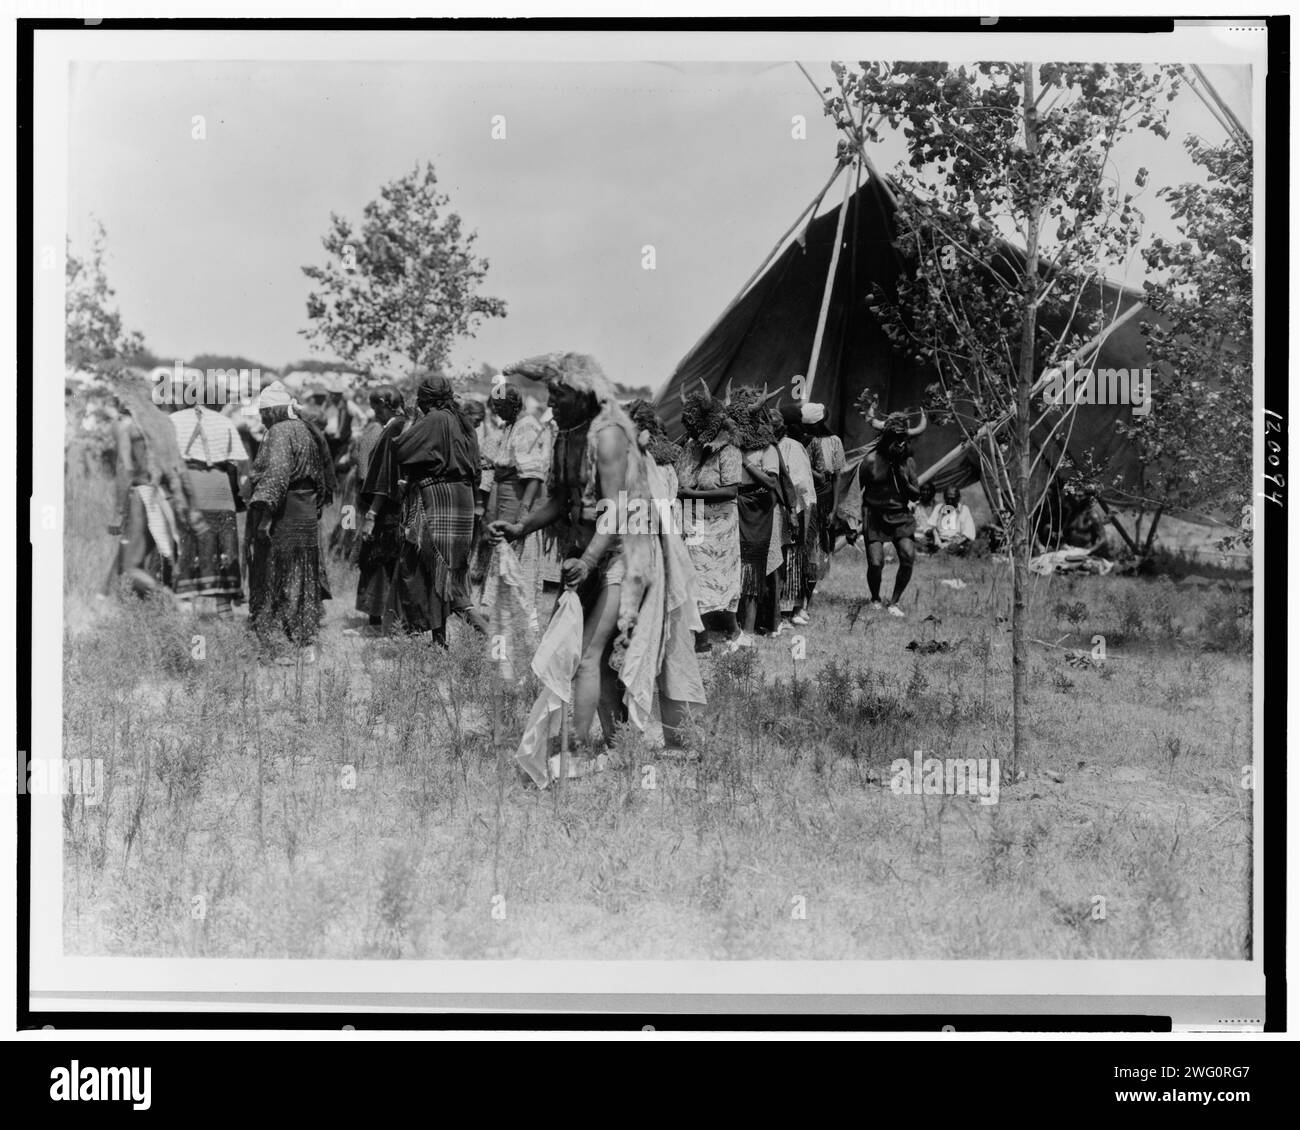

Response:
(65, 219), (147, 374)
(832, 61), (1181, 774)
(1124, 133), (1252, 518)
(301, 162), (507, 374)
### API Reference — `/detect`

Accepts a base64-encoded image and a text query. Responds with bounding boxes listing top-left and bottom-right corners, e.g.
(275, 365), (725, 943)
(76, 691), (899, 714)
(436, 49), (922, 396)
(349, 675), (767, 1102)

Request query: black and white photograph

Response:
(20, 14), (1277, 1030)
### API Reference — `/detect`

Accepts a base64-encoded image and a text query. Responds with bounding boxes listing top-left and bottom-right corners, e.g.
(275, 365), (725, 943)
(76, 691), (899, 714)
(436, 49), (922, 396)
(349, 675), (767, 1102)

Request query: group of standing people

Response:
(101, 382), (249, 615)
(96, 360), (970, 782)
(674, 383), (845, 650)
(99, 377), (340, 661)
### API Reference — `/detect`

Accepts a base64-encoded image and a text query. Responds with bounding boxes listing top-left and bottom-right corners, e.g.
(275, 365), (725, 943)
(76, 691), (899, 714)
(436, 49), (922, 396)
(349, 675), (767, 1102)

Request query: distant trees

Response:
(301, 162), (507, 374)
(281, 357), (357, 375)
(188, 353), (269, 374)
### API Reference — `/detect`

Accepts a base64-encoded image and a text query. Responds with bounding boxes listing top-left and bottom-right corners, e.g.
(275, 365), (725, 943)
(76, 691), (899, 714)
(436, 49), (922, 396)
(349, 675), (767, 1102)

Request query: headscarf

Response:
(799, 401), (832, 438)
(416, 375), (477, 432)
(627, 398), (682, 466)
(255, 380), (293, 413)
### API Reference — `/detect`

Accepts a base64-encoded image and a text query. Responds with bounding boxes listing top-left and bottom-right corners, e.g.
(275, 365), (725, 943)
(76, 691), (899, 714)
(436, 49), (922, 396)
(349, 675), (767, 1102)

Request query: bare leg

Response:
(891, 537), (916, 604)
(866, 541), (884, 601)
(573, 582), (621, 752)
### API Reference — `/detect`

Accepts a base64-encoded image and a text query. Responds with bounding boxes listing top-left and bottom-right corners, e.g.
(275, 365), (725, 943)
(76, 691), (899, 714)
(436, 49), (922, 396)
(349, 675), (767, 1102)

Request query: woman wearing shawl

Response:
(731, 388), (793, 638)
(351, 385), (409, 633)
(475, 383), (550, 676)
(478, 384), (548, 593)
(246, 380), (335, 661)
(169, 394), (249, 613)
(330, 396), (379, 562)
(774, 407), (819, 627)
(674, 385), (745, 650)
(100, 382), (186, 599)
(489, 353), (705, 777)
(804, 401), (846, 578)
(390, 376), (489, 646)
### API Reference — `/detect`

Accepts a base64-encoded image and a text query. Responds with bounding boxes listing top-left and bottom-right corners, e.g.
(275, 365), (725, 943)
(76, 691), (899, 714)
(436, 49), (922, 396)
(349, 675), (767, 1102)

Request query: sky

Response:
(67, 59), (1251, 392)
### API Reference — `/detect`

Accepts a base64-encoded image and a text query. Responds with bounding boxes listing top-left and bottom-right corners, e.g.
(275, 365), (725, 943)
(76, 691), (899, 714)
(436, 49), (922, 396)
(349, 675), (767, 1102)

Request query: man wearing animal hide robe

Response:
(488, 353), (706, 782)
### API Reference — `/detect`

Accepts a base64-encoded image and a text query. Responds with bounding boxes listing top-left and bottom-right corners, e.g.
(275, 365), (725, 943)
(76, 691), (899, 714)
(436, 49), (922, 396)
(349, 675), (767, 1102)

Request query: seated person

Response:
(911, 482), (940, 551)
(931, 485), (977, 554)
(1062, 490), (1111, 557)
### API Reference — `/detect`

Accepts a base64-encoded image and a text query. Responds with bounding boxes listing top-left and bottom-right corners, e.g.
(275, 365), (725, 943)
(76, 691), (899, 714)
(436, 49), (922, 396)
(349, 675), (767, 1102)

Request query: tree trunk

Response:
(1011, 64), (1040, 782)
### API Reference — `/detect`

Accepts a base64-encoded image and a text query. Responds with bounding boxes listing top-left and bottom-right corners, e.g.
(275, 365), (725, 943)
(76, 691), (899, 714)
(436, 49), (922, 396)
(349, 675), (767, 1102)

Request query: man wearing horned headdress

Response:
(487, 353), (705, 771)
(857, 396), (927, 618)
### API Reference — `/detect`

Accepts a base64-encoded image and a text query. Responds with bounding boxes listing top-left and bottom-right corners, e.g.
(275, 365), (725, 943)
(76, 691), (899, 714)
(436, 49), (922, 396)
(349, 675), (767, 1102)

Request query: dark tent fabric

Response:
(654, 173), (1158, 502)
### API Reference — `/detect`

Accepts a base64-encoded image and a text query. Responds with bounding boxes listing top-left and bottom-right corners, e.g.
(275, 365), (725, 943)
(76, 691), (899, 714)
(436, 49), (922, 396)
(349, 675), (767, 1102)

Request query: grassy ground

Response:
(61, 462), (1254, 960)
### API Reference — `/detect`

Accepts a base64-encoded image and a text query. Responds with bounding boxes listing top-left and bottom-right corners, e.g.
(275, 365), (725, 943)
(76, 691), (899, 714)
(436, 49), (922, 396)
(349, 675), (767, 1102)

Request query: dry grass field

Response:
(60, 459), (1254, 960)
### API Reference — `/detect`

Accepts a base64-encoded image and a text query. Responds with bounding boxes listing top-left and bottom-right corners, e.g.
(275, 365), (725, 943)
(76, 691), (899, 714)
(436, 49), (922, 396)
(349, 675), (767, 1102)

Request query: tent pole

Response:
(1185, 70), (1241, 146)
(1095, 496), (1141, 555)
(804, 157), (856, 403)
(914, 299), (1147, 485)
(661, 161), (846, 389)
(1190, 64), (1250, 143)
(795, 62), (902, 211)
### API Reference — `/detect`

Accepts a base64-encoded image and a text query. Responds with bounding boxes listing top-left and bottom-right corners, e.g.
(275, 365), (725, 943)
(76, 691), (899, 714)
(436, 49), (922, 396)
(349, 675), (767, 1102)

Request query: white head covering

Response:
(801, 402), (826, 425)
(256, 380), (291, 408)
(246, 379), (299, 419)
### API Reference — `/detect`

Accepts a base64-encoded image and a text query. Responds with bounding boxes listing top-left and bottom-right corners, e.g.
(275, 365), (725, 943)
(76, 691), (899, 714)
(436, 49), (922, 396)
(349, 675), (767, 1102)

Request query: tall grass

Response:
(60, 464), (1253, 959)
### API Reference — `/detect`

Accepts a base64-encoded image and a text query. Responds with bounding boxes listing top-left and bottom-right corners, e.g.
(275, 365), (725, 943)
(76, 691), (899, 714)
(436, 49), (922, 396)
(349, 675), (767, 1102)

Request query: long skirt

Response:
(684, 500), (740, 615)
(807, 500), (831, 582)
(473, 475), (541, 603)
(248, 487), (329, 648)
(355, 513), (402, 623)
(175, 467), (242, 601)
(737, 483), (774, 598)
(397, 481), (475, 633)
(781, 507), (824, 609)
(780, 514), (807, 613)
(738, 484), (780, 632)
(175, 511), (242, 601)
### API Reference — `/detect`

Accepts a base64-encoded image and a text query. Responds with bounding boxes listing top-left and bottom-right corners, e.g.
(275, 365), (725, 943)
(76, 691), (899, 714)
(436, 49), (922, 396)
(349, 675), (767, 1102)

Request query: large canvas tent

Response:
(654, 166), (1160, 508)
